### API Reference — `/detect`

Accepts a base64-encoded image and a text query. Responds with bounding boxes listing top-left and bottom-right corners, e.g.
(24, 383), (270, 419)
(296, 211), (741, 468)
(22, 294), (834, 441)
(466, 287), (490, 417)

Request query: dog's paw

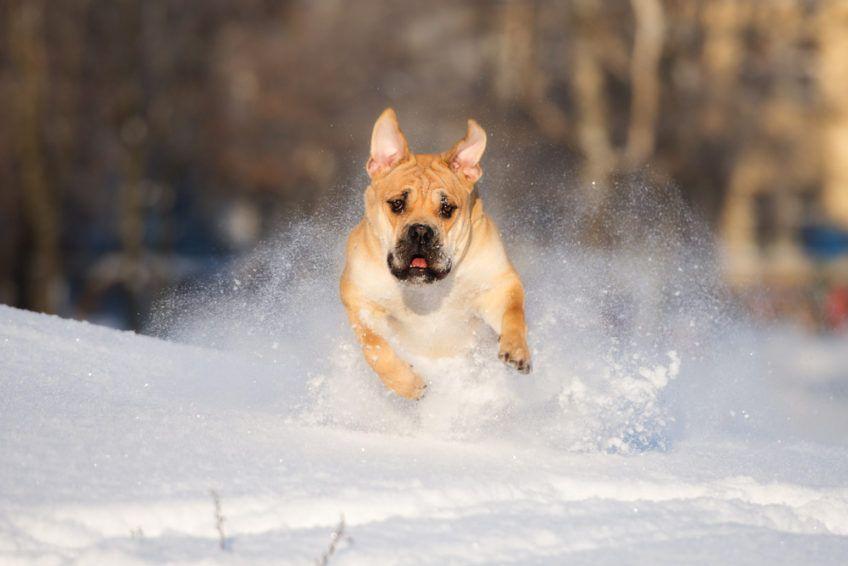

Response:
(385, 367), (428, 400)
(398, 378), (428, 400)
(498, 335), (532, 374)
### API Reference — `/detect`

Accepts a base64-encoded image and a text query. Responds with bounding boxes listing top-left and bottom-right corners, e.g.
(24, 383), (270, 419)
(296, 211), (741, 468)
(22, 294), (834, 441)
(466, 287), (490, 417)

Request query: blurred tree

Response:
(1, 0), (848, 327)
(7, 0), (61, 313)
(819, 0), (848, 227)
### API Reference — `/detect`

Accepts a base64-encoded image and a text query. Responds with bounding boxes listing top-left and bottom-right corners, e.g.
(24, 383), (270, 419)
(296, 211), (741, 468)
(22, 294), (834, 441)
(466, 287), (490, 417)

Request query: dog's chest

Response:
(382, 280), (482, 357)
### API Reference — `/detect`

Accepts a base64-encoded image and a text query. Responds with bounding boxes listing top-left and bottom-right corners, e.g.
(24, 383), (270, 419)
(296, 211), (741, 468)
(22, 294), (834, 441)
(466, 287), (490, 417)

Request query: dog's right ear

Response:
(367, 108), (409, 178)
(447, 119), (486, 184)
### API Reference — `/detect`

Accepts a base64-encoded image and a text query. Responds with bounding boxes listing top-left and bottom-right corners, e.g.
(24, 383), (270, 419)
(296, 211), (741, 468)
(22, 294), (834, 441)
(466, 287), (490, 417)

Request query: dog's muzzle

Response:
(387, 223), (452, 284)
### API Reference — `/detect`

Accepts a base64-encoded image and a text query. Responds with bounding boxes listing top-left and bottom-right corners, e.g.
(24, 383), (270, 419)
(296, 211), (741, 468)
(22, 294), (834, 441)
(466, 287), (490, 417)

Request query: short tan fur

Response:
(340, 108), (531, 399)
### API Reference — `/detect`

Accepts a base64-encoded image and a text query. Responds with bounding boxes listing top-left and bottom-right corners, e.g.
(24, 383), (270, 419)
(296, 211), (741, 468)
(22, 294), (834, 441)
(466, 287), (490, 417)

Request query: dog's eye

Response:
(440, 201), (456, 219)
(388, 199), (405, 214)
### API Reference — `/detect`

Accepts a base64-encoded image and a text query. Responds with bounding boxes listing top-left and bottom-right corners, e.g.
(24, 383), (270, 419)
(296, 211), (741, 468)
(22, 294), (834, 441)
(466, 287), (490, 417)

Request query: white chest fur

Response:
(358, 270), (484, 358)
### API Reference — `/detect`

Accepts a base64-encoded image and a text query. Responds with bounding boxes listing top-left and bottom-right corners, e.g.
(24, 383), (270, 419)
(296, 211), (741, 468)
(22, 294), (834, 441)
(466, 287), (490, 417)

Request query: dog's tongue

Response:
(411, 257), (428, 269)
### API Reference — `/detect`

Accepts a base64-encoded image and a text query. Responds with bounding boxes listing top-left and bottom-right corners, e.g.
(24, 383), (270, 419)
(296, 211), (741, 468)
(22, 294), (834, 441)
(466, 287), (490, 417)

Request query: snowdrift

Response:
(2, 302), (848, 564)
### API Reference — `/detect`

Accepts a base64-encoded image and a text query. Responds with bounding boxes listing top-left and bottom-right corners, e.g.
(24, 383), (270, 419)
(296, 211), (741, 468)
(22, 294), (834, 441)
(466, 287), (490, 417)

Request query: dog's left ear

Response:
(447, 119), (487, 184)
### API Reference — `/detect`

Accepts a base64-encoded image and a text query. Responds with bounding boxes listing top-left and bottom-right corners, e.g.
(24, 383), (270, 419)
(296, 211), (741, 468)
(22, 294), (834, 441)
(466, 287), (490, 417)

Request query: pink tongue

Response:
(411, 257), (428, 269)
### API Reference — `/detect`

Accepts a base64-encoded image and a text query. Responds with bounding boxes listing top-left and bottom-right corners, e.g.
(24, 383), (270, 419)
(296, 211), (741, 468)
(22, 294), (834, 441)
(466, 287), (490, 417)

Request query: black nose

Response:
(408, 223), (434, 245)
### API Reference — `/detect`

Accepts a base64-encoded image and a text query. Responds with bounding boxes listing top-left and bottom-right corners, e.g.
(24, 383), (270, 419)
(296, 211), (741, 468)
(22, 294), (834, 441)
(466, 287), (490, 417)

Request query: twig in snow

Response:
(209, 489), (229, 551)
(316, 514), (352, 566)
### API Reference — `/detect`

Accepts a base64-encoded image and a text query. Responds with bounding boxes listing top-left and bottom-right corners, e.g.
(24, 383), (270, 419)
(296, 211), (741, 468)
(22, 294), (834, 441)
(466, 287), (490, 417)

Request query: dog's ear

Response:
(366, 108), (410, 178)
(447, 119), (487, 183)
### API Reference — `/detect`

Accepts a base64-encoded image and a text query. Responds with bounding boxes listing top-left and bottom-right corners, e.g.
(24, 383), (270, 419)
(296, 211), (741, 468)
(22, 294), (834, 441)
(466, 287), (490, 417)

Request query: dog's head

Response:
(362, 108), (486, 285)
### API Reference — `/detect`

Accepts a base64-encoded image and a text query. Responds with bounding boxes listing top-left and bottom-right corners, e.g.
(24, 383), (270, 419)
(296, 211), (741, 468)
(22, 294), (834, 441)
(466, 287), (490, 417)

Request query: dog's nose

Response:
(408, 223), (434, 245)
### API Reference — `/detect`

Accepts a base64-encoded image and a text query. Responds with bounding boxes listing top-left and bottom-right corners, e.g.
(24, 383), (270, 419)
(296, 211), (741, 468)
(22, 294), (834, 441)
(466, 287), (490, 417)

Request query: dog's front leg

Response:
(478, 274), (532, 373)
(350, 316), (427, 399)
(341, 297), (426, 399)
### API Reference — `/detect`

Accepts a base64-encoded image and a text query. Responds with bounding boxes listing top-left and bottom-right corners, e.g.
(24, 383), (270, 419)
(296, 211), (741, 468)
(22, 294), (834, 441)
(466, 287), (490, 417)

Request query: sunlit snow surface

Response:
(3, 188), (848, 564)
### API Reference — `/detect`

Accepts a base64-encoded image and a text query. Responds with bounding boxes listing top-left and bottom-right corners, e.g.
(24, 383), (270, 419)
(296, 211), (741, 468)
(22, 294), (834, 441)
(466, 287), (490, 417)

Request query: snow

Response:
(3, 312), (848, 565)
(3, 209), (848, 563)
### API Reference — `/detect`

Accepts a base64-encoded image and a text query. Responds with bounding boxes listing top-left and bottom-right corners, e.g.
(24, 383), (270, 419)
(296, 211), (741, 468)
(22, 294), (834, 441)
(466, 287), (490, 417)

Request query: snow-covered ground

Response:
(3, 200), (848, 564)
(2, 305), (848, 565)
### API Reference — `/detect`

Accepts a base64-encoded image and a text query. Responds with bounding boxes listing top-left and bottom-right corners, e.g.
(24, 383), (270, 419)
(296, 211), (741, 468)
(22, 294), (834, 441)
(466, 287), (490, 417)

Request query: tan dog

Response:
(340, 108), (531, 399)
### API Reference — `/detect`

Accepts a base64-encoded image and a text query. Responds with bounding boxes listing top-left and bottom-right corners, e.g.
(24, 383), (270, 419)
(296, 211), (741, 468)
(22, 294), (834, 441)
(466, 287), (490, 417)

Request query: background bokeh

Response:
(2, 0), (848, 331)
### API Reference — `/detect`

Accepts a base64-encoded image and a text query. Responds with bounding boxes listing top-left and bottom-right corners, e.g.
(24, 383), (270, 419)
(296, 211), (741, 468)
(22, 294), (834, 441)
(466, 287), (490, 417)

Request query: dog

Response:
(340, 108), (531, 399)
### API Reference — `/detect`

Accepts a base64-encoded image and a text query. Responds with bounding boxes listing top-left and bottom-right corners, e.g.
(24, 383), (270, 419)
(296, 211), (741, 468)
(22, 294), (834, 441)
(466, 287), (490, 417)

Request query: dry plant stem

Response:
(316, 514), (350, 566)
(209, 489), (228, 551)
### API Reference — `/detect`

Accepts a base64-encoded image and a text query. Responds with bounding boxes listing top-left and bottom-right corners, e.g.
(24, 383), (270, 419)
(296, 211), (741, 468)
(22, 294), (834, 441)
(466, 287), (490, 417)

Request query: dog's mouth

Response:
(388, 252), (451, 284)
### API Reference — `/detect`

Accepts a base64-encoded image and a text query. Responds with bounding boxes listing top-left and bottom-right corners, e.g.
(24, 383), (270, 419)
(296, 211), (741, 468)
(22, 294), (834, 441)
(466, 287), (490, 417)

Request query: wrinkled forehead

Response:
(376, 154), (466, 198)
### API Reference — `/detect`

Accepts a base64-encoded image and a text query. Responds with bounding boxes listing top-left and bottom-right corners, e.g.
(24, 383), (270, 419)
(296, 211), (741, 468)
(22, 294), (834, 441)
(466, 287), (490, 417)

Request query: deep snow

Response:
(3, 186), (848, 563)
(2, 305), (848, 565)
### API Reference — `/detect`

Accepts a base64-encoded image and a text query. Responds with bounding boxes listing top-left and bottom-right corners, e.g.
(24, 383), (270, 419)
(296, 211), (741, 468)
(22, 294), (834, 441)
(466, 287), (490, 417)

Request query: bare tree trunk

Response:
(571, 2), (616, 192)
(720, 151), (774, 287)
(699, 0), (748, 136)
(568, 1), (618, 247)
(117, 2), (148, 329)
(623, 0), (665, 169)
(494, 0), (534, 106)
(9, 0), (61, 314)
(494, 0), (569, 142)
(818, 0), (848, 227)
